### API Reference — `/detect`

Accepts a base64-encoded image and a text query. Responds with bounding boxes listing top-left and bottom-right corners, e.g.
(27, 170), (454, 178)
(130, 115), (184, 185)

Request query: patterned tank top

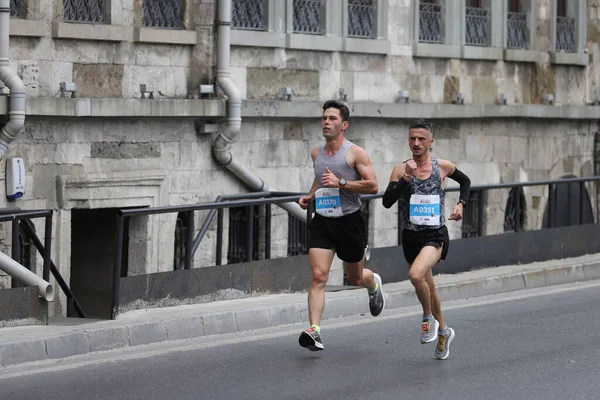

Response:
(398, 157), (445, 231)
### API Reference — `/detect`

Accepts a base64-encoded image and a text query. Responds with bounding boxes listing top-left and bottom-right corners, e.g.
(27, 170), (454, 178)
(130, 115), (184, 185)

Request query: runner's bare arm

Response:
(343, 146), (378, 194)
(298, 147), (321, 209)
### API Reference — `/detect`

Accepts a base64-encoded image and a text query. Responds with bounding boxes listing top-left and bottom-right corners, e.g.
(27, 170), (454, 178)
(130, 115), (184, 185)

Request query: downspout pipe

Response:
(0, 0), (26, 160)
(213, 0), (306, 221)
(0, 251), (54, 301)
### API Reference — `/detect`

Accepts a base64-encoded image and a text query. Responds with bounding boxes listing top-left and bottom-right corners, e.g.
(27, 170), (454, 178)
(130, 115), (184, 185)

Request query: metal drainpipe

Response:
(0, 0), (26, 160)
(213, 0), (307, 221)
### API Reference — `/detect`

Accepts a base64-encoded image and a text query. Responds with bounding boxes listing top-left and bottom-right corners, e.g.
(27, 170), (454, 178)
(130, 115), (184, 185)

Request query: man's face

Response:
(321, 108), (348, 139)
(408, 128), (433, 156)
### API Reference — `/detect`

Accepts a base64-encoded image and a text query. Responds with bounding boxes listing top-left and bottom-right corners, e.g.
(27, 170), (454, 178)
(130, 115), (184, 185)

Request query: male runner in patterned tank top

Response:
(382, 119), (471, 360)
(296, 100), (385, 351)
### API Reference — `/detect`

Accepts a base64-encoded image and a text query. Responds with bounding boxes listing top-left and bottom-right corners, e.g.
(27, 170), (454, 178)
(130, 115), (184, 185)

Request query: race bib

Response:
(315, 188), (343, 217)
(409, 194), (440, 226)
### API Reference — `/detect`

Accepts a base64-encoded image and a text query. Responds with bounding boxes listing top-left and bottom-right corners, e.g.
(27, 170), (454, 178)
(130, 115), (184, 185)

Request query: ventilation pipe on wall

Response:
(213, 0), (307, 221)
(0, 0), (26, 161)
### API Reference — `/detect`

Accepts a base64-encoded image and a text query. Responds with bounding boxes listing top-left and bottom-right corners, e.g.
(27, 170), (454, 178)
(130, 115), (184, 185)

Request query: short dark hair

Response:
(409, 119), (434, 137)
(322, 100), (350, 122)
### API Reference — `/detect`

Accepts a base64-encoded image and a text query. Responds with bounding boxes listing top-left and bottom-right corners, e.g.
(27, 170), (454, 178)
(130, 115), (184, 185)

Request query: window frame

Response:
(550, 0), (588, 66)
(414, 0), (539, 63)
(230, 0), (390, 54)
(502, 0), (538, 63)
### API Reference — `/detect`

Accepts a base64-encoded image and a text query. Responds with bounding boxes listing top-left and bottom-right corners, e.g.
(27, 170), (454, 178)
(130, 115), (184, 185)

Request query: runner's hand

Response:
(298, 195), (313, 209)
(405, 160), (417, 176)
(321, 167), (340, 188)
(449, 203), (463, 221)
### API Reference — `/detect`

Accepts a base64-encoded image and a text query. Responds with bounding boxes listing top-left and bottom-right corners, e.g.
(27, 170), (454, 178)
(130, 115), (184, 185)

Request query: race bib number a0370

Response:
(315, 188), (343, 217)
(409, 194), (440, 226)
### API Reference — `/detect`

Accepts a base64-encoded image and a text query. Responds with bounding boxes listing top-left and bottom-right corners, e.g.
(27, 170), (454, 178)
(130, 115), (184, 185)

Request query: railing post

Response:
(514, 187), (521, 232)
(43, 211), (53, 282)
(21, 220), (86, 318)
(111, 214), (125, 319)
(265, 204), (271, 260)
(246, 205), (254, 262)
(477, 190), (484, 236)
(11, 218), (21, 288)
(579, 181), (585, 225)
(216, 208), (223, 266)
(547, 184), (553, 228)
(184, 210), (194, 269)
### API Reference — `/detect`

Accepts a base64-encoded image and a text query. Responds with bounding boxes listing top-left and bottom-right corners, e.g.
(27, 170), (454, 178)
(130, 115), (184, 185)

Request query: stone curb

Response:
(0, 260), (598, 368)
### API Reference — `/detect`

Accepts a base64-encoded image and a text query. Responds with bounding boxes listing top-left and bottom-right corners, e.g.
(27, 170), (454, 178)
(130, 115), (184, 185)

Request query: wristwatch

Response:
(457, 199), (466, 206)
(339, 178), (347, 190)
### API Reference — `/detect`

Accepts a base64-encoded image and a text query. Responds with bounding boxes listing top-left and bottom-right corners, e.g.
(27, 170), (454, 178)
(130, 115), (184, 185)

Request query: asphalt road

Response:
(1, 282), (599, 400)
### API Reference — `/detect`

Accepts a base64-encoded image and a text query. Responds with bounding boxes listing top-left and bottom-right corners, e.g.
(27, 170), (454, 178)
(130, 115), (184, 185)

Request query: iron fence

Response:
(418, 2), (443, 43)
(112, 176), (600, 319)
(288, 213), (308, 256)
(293, 0), (323, 34)
(63, 0), (107, 23)
(348, 0), (375, 38)
(507, 11), (527, 49)
(556, 16), (575, 52)
(232, 0), (266, 30)
(10, 0), (21, 18)
(465, 6), (489, 46)
(0, 209), (86, 318)
(143, 0), (181, 29)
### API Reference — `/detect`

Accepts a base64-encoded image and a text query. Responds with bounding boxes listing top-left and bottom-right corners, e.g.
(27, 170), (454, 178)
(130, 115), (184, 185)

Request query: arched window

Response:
(542, 175), (594, 228)
(173, 212), (188, 270)
(504, 187), (526, 232)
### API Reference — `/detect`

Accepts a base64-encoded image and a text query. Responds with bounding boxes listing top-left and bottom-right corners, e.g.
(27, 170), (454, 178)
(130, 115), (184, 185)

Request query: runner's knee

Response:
(310, 264), (329, 286)
(408, 268), (426, 284)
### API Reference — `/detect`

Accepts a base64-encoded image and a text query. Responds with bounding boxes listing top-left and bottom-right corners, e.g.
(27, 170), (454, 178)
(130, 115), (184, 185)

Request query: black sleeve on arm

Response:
(382, 179), (409, 209)
(448, 168), (471, 204)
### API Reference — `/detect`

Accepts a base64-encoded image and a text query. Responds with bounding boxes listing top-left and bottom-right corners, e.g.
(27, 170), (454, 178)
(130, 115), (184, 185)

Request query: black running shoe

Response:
(299, 327), (324, 351)
(369, 273), (385, 316)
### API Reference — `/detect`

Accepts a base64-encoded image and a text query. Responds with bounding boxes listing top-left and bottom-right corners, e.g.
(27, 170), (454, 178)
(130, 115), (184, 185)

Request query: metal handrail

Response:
(110, 175), (600, 318)
(0, 208), (86, 317)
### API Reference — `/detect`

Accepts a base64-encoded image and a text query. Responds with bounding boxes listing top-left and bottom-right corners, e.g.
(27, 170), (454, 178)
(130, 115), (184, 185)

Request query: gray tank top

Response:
(313, 140), (362, 216)
(398, 157), (445, 231)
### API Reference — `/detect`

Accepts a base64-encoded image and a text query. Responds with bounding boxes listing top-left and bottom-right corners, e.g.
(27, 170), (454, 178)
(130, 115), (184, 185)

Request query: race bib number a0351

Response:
(315, 188), (343, 217)
(409, 194), (440, 226)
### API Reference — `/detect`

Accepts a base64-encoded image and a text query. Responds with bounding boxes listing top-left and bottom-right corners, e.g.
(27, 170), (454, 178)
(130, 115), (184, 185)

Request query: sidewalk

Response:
(1, 253), (599, 368)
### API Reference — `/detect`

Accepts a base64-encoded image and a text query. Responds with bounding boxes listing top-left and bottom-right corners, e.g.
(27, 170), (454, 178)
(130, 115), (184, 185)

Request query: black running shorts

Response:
(401, 225), (449, 265)
(308, 210), (366, 263)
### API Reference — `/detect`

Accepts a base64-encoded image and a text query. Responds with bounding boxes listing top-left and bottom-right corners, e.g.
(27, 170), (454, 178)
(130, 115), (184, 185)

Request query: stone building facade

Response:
(0, 0), (599, 317)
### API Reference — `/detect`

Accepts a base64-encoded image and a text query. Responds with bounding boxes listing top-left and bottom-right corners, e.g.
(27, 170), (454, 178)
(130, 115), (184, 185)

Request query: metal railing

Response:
(507, 11), (527, 49)
(232, 0), (267, 30)
(419, 2), (443, 43)
(556, 16), (575, 52)
(293, 0), (323, 34)
(10, 0), (21, 18)
(143, 0), (181, 29)
(465, 6), (489, 46)
(111, 176), (600, 318)
(348, 0), (375, 38)
(113, 192), (307, 317)
(0, 209), (86, 318)
(63, 0), (107, 23)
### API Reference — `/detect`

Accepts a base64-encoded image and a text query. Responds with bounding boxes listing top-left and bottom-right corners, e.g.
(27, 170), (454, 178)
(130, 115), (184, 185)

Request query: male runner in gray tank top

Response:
(297, 100), (385, 351)
(382, 119), (471, 360)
